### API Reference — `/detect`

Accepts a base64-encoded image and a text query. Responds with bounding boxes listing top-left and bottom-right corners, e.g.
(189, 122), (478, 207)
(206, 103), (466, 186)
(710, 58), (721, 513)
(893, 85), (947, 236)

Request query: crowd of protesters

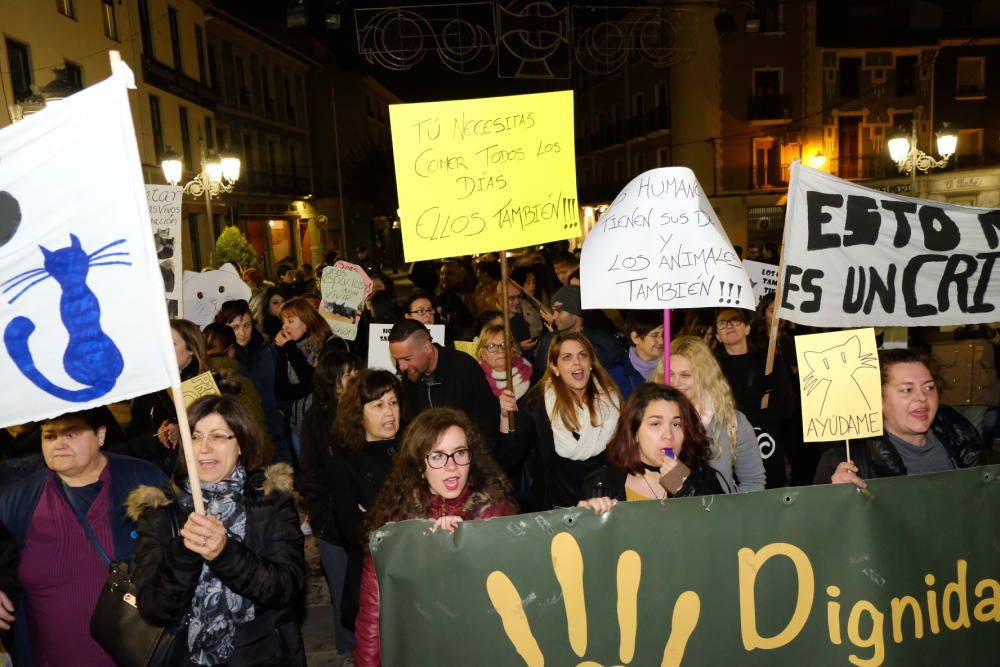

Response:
(0, 240), (996, 667)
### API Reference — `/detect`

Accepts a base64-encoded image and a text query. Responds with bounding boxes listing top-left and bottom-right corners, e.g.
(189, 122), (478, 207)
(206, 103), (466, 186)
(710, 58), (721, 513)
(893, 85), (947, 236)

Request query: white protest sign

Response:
(367, 323), (446, 372)
(319, 261), (372, 341)
(0, 64), (179, 427)
(743, 259), (779, 304)
(778, 161), (1000, 327)
(580, 167), (754, 310)
(182, 263), (252, 327)
(145, 184), (184, 317)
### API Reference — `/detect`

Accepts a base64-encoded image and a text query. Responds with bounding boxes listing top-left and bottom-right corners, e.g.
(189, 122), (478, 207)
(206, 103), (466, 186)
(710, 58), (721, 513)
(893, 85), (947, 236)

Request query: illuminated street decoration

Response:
(355, 2), (692, 78)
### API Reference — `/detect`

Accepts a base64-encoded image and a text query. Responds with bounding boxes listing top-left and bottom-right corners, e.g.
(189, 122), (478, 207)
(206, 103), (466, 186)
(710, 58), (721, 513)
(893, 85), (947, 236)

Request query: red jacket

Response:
(354, 487), (516, 666)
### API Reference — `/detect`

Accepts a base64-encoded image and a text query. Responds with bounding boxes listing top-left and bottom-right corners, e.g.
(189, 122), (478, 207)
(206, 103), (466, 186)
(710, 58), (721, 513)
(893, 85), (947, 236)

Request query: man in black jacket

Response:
(388, 319), (501, 445)
(815, 348), (986, 487)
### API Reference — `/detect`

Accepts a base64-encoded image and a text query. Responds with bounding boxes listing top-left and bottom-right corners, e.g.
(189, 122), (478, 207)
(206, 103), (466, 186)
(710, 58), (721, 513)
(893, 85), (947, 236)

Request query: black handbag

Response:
(59, 481), (183, 667)
(90, 559), (182, 667)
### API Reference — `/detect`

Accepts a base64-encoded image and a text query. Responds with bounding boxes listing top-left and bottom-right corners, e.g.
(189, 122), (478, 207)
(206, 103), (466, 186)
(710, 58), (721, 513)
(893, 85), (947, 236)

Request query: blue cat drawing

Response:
(2, 233), (131, 402)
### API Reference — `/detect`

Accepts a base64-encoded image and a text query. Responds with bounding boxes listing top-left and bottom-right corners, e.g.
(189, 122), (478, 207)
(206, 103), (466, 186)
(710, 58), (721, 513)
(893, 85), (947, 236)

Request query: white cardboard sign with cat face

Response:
(795, 327), (883, 442)
(183, 263), (252, 327)
(579, 167), (754, 311)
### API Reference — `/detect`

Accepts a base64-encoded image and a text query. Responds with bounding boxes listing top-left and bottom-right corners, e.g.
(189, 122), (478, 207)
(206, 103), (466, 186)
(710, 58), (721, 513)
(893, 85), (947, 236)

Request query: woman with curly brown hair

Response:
(354, 408), (517, 667)
(329, 369), (403, 643)
(578, 384), (726, 514)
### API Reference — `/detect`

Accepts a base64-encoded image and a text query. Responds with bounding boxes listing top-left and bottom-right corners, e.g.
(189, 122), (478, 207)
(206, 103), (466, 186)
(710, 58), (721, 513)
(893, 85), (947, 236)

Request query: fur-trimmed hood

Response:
(126, 463), (295, 521)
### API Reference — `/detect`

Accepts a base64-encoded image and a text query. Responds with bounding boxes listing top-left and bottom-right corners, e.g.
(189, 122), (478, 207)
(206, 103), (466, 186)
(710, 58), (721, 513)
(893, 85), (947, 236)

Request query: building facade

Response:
(205, 7), (321, 274)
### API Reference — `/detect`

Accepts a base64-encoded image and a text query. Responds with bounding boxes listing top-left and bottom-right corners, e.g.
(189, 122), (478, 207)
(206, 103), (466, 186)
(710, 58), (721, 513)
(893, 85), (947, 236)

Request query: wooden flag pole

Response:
(109, 49), (204, 514)
(170, 385), (205, 515)
(762, 175), (795, 409)
(499, 252), (516, 431)
(505, 276), (550, 316)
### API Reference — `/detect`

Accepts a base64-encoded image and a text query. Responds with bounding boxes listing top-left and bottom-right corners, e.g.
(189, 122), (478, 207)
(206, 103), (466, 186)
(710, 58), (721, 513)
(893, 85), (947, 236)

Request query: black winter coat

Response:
(581, 464), (727, 501)
(497, 392), (605, 512)
(329, 438), (397, 630)
(127, 465), (306, 667)
(813, 405), (985, 484)
(399, 344), (500, 447)
(296, 398), (339, 543)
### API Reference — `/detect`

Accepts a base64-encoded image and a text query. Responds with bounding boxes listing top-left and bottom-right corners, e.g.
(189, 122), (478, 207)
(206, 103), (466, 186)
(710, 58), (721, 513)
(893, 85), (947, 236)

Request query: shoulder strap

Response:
(57, 479), (112, 566)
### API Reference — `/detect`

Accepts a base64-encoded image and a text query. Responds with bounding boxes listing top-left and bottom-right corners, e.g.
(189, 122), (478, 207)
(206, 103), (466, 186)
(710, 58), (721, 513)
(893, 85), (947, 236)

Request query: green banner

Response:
(372, 465), (1000, 666)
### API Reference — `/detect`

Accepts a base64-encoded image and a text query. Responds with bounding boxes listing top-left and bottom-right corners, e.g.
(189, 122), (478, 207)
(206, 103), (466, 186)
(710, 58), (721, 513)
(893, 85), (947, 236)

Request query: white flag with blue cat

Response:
(0, 61), (179, 428)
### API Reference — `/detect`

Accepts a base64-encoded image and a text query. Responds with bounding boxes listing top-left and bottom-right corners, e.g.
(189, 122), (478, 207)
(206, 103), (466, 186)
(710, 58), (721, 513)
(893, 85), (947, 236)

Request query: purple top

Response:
(19, 465), (116, 667)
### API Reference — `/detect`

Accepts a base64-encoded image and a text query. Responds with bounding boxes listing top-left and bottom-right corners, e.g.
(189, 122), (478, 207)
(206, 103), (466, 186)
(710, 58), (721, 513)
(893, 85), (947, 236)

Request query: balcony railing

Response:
(142, 55), (217, 110)
(747, 94), (791, 122)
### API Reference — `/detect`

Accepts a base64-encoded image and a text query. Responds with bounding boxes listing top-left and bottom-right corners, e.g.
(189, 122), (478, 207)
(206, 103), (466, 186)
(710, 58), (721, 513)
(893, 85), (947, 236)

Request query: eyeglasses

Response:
(192, 431), (237, 446)
(484, 342), (506, 353)
(644, 330), (665, 340)
(716, 318), (745, 329)
(408, 307), (435, 315)
(426, 448), (471, 469)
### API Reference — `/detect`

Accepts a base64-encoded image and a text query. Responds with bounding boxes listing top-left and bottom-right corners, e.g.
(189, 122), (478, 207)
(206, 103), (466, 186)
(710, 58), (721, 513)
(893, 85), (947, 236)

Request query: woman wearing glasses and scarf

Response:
(354, 408), (517, 666)
(127, 395), (306, 666)
(476, 322), (533, 399)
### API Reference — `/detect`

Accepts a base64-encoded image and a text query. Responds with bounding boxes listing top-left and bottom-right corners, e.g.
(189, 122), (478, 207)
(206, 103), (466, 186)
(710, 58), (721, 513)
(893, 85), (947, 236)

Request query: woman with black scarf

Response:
(128, 395), (306, 666)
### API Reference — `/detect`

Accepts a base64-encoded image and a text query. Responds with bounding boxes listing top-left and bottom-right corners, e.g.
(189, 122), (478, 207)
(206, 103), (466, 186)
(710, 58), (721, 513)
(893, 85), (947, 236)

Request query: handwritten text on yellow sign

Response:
(390, 91), (579, 262)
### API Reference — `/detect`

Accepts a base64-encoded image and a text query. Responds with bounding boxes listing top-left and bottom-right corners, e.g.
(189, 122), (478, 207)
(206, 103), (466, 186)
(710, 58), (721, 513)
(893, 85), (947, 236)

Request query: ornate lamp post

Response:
(887, 118), (958, 196)
(161, 139), (241, 228)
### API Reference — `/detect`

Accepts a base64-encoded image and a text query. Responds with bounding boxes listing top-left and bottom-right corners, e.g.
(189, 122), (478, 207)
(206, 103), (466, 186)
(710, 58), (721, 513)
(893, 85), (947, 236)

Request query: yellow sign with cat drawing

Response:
(795, 328), (883, 442)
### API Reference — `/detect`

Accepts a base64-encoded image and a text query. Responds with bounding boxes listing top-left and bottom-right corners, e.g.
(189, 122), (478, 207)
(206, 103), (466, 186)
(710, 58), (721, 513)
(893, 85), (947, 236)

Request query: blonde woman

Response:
(475, 323), (533, 399)
(652, 336), (766, 492)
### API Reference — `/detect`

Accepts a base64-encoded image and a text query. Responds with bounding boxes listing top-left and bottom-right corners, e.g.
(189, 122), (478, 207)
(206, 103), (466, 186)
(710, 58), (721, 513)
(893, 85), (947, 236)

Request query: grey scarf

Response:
(179, 465), (255, 665)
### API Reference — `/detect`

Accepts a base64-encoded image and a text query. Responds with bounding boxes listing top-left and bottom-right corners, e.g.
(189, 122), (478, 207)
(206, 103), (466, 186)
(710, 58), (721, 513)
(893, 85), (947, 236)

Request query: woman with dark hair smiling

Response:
(354, 408), (516, 666)
(579, 384), (726, 513)
(330, 369), (404, 637)
(129, 395), (305, 666)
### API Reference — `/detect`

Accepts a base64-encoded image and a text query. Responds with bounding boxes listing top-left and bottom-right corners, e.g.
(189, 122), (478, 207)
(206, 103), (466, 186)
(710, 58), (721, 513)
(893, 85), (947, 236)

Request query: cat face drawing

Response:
(801, 335), (878, 417)
(182, 263), (252, 327)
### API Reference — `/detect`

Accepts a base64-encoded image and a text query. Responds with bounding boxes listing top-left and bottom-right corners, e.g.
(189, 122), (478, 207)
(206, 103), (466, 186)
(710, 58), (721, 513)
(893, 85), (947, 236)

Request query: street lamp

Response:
(161, 139), (240, 229)
(887, 119), (957, 195)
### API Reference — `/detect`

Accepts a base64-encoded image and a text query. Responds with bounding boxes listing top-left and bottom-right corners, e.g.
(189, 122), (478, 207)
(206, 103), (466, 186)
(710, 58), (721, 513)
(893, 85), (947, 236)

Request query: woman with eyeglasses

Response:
(652, 336), (766, 493)
(403, 291), (438, 327)
(329, 370), (404, 639)
(712, 307), (793, 488)
(497, 331), (622, 511)
(353, 408), (516, 667)
(129, 395), (306, 666)
(476, 323), (533, 400)
(578, 384), (726, 514)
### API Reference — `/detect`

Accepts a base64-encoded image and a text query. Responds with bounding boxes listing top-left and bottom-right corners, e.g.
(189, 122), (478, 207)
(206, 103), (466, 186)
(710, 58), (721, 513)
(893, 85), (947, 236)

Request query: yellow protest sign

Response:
(454, 340), (478, 359)
(795, 328), (883, 442)
(390, 91), (579, 262)
(169, 371), (221, 408)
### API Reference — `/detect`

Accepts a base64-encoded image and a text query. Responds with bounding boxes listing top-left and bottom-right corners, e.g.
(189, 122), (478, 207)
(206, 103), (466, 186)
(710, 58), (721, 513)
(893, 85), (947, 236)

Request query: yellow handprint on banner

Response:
(487, 532), (701, 667)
